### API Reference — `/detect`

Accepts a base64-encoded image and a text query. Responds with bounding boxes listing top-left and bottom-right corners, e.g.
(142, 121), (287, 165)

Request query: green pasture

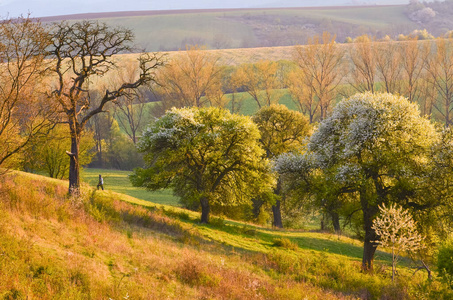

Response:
(82, 168), (179, 206)
(100, 184), (407, 268)
(80, 169), (401, 267)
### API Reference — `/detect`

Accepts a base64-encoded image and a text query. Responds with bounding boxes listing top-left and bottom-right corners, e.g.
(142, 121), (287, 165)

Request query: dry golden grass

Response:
(0, 170), (450, 299)
(117, 45), (296, 67)
(0, 171), (358, 299)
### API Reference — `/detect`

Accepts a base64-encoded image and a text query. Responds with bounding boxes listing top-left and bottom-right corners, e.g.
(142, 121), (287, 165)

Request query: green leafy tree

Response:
(252, 104), (311, 228)
(275, 152), (355, 233)
(27, 125), (95, 179)
(437, 239), (453, 288)
(130, 107), (274, 223)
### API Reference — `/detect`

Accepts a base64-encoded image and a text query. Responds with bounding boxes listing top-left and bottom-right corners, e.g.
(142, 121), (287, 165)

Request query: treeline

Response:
(154, 33), (453, 127)
(11, 30), (453, 175)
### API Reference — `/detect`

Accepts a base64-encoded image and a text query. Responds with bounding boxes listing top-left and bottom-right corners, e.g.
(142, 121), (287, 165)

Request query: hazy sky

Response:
(0, 0), (410, 18)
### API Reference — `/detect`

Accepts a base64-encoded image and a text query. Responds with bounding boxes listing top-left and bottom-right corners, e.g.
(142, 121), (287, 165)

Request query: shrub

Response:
(87, 192), (121, 223)
(176, 260), (219, 287)
(437, 239), (453, 288)
(209, 217), (225, 228)
(272, 238), (298, 251)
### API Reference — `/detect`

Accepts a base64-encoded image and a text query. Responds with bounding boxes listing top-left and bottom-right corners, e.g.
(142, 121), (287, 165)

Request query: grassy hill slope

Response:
(0, 171), (449, 299)
(40, 6), (414, 51)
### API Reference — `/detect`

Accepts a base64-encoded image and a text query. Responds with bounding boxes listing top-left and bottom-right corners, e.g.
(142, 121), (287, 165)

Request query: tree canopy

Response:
(276, 92), (439, 270)
(130, 106), (274, 223)
(252, 104), (311, 227)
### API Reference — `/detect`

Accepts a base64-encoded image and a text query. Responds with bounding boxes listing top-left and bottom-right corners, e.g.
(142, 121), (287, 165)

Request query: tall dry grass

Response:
(0, 171), (451, 299)
(0, 171), (350, 299)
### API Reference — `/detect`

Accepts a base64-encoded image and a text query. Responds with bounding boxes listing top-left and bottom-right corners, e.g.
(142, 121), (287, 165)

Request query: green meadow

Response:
(82, 168), (179, 206)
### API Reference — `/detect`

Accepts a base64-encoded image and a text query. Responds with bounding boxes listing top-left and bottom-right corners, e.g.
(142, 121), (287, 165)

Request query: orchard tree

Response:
(130, 107), (274, 223)
(0, 16), (56, 168)
(252, 104), (311, 228)
(281, 93), (438, 270)
(372, 204), (423, 282)
(47, 20), (163, 193)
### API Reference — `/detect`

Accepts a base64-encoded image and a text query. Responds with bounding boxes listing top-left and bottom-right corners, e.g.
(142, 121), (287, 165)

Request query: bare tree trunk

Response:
(200, 196), (210, 224)
(272, 179), (283, 228)
(68, 133), (80, 193)
(272, 200), (283, 228)
(360, 182), (379, 271)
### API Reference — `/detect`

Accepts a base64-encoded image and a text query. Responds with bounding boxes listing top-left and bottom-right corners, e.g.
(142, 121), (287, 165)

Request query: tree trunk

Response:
(362, 234), (378, 271)
(252, 198), (264, 219)
(200, 196), (210, 224)
(68, 122), (80, 194)
(331, 211), (341, 233)
(272, 179), (283, 228)
(360, 184), (379, 271)
(272, 199), (283, 228)
(362, 203), (379, 271)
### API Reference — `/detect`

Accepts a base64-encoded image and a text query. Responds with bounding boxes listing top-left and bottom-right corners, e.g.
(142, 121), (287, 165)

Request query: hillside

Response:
(37, 6), (417, 51)
(0, 170), (449, 299)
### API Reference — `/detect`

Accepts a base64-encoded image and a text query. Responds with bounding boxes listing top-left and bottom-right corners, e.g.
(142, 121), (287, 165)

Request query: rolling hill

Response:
(0, 170), (450, 298)
(36, 5), (418, 51)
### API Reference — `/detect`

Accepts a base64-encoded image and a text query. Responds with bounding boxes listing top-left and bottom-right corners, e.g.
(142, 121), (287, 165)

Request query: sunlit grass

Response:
(82, 168), (179, 206)
(0, 170), (448, 299)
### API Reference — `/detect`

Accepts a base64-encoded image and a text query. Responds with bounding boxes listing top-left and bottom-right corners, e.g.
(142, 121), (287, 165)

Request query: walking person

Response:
(97, 174), (104, 190)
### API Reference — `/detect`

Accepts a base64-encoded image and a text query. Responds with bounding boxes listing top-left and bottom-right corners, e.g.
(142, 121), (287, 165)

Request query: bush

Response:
(272, 238), (298, 251)
(437, 239), (453, 288)
(209, 217), (225, 228)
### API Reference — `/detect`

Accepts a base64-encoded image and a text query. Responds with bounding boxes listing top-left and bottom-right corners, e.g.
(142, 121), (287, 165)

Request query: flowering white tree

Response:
(372, 204), (423, 282)
(277, 92), (438, 271)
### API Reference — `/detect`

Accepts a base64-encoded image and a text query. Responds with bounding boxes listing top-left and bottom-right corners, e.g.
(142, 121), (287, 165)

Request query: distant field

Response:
(82, 168), (179, 206)
(41, 6), (413, 52)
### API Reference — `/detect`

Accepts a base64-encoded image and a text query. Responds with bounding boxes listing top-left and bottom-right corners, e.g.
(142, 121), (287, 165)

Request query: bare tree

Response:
(399, 38), (431, 105)
(231, 60), (282, 109)
(0, 16), (56, 169)
(291, 32), (344, 121)
(110, 62), (151, 144)
(155, 46), (225, 112)
(425, 37), (453, 126)
(47, 20), (163, 193)
(286, 69), (319, 123)
(349, 35), (377, 93)
(375, 41), (402, 94)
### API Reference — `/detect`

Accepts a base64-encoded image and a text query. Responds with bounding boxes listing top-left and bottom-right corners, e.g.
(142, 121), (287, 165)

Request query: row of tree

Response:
(132, 93), (453, 273)
(154, 33), (453, 128)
